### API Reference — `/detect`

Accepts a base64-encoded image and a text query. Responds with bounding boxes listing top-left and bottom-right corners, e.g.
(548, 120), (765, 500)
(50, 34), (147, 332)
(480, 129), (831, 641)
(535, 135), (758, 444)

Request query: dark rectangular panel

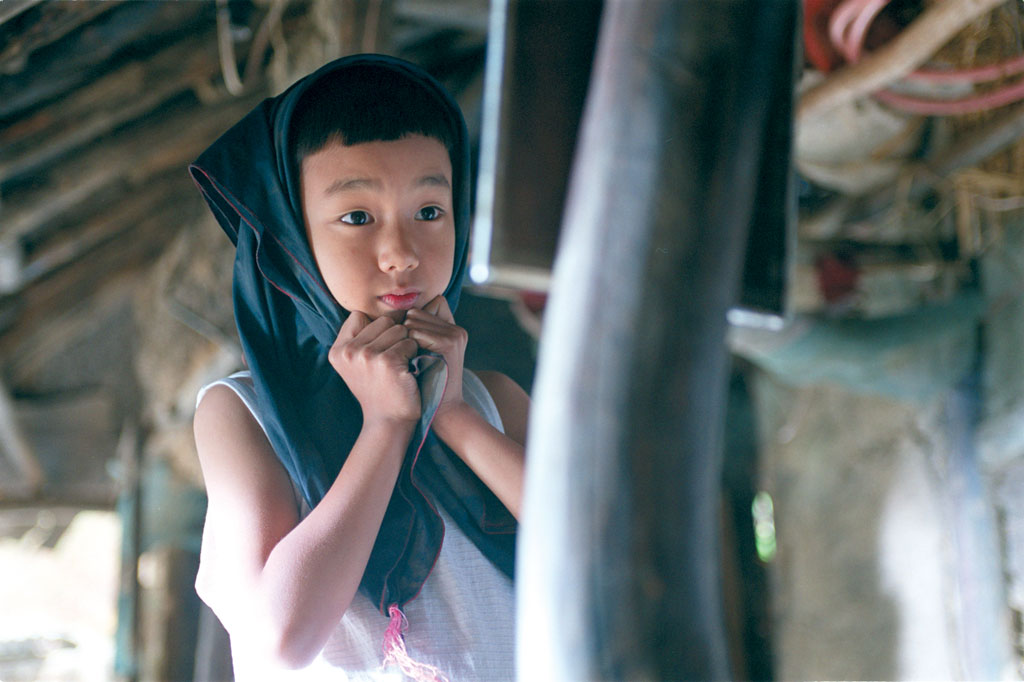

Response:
(472, 0), (794, 319)
(471, 0), (602, 291)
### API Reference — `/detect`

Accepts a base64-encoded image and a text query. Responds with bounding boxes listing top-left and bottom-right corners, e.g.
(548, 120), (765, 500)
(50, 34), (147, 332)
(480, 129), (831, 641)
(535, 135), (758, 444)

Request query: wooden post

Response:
(517, 0), (796, 678)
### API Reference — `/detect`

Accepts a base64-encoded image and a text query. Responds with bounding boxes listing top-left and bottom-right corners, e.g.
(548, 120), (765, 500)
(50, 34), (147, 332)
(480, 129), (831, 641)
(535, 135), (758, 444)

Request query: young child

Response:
(189, 54), (529, 681)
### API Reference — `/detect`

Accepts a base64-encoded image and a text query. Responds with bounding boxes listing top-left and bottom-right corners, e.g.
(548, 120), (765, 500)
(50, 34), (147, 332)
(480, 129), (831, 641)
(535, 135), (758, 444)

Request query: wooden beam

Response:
(0, 26), (224, 183)
(0, 0), (213, 120)
(0, 175), (204, 358)
(0, 92), (260, 291)
(19, 176), (193, 286)
(0, 0), (45, 29)
(0, 1), (118, 74)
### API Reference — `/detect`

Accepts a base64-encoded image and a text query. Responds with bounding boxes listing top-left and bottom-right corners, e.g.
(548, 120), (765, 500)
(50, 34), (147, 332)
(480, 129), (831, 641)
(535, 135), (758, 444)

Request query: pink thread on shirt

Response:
(381, 604), (450, 682)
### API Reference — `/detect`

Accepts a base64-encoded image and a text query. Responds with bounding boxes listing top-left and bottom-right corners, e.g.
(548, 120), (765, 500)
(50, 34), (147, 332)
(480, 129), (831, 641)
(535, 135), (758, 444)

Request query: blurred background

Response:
(1, 0), (1024, 680)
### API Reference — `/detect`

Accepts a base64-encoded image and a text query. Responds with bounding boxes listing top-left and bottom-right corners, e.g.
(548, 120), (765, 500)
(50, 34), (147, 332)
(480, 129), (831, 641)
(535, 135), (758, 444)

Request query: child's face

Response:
(300, 134), (456, 321)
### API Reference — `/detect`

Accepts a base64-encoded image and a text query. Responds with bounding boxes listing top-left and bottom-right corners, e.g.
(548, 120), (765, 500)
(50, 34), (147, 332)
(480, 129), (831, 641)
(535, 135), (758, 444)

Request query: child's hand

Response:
(406, 297), (527, 519)
(329, 312), (421, 424)
(403, 296), (467, 419)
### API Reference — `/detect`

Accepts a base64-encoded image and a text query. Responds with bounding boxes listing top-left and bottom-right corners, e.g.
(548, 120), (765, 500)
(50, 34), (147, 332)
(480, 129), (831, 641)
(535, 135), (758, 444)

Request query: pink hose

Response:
(875, 77), (1024, 115)
(825, 0), (1024, 114)
(910, 54), (1024, 85)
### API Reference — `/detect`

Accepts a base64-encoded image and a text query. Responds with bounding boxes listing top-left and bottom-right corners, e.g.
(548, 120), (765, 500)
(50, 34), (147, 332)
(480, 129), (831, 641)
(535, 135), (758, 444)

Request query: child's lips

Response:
(379, 291), (420, 310)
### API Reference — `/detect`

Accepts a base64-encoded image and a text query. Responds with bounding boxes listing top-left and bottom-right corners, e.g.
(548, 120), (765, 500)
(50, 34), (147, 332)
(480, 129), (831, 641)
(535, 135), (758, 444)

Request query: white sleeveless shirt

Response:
(196, 371), (515, 681)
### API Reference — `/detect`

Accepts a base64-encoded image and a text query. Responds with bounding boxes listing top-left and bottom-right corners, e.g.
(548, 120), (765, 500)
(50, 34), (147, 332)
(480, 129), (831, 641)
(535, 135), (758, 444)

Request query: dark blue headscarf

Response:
(189, 54), (515, 613)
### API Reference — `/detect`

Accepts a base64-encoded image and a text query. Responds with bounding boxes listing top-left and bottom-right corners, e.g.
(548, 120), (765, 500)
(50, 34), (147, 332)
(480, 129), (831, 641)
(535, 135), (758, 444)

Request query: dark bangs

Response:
(290, 63), (456, 167)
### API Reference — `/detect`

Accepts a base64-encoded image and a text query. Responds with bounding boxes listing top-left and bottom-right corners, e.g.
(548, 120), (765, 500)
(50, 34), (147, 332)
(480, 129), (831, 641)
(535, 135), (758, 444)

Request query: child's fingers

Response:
(433, 296), (455, 323)
(352, 315), (402, 345)
(387, 337), (421, 363)
(422, 295), (444, 317)
(415, 296), (455, 324)
(404, 319), (455, 349)
(404, 308), (448, 330)
(406, 330), (445, 355)
(404, 324), (431, 347)
(405, 303), (454, 326)
(405, 319), (467, 355)
(337, 310), (371, 342)
(365, 320), (412, 353)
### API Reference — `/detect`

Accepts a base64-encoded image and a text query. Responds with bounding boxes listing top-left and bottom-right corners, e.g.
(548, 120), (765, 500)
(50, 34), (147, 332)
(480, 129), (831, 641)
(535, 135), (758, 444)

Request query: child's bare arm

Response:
(405, 297), (528, 518)
(193, 313), (420, 669)
(475, 369), (530, 447)
(430, 371), (528, 518)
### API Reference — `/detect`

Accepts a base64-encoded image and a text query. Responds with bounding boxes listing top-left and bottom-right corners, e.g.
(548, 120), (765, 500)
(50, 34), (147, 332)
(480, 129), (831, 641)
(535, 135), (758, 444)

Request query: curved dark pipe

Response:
(517, 0), (797, 679)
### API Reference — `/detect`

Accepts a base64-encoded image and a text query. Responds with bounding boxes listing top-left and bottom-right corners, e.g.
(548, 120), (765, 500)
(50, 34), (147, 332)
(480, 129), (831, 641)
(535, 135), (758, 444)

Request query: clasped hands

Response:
(328, 296), (467, 427)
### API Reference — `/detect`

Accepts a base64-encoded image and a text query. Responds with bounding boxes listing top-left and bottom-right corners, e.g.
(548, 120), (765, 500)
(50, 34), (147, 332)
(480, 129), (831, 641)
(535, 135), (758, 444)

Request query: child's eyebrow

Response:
(323, 174), (451, 197)
(324, 177), (381, 196)
(416, 174), (451, 190)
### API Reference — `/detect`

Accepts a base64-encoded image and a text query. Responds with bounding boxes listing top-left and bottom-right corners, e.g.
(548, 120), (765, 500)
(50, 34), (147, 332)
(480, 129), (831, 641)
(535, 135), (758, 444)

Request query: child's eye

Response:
(416, 206), (444, 221)
(340, 210), (372, 226)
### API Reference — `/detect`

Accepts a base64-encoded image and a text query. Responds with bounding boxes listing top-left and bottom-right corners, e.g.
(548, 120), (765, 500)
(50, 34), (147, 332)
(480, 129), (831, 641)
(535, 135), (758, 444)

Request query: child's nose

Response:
(377, 223), (419, 272)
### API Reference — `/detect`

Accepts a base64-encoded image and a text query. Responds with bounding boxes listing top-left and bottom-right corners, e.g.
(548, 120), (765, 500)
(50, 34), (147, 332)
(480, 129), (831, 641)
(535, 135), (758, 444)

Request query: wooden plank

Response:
(1, 92), (261, 269)
(0, 27), (223, 183)
(0, 176), (203, 357)
(0, 1), (118, 74)
(3, 268), (141, 392)
(19, 175), (194, 286)
(0, 0), (213, 120)
(0, 0), (45, 30)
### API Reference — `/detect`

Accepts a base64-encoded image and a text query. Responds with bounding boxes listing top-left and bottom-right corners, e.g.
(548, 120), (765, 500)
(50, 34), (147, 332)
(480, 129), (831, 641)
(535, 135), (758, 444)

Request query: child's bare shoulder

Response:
(474, 371), (526, 401)
(193, 384), (297, 519)
(475, 371), (530, 444)
(194, 384), (268, 463)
